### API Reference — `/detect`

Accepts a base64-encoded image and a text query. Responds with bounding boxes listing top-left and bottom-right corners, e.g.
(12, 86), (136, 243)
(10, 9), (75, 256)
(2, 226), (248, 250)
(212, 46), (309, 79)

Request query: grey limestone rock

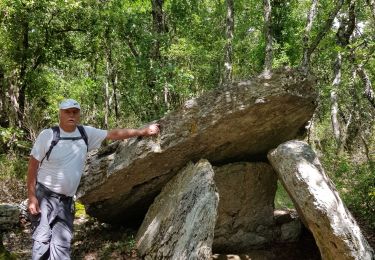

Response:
(136, 160), (219, 260)
(213, 162), (277, 251)
(268, 140), (374, 260)
(0, 204), (20, 231)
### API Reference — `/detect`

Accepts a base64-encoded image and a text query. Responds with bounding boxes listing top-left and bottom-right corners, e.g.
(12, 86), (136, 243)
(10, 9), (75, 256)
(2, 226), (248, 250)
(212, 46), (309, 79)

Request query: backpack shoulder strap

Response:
(40, 126), (60, 165)
(77, 125), (88, 151)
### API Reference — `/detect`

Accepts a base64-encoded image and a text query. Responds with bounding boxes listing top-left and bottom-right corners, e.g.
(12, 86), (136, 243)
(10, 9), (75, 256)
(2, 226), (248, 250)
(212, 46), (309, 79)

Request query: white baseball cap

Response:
(59, 99), (81, 110)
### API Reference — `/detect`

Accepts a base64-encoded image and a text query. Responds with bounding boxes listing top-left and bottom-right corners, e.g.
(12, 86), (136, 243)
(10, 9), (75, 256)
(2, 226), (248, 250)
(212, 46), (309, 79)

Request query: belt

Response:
(37, 182), (73, 201)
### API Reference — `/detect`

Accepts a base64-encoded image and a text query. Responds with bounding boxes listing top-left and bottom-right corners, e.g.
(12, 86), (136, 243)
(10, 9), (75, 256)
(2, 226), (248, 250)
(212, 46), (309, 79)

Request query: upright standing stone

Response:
(136, 160), (219, 260)
(268, 140), (374, 260)
(213, 162), (277, 251)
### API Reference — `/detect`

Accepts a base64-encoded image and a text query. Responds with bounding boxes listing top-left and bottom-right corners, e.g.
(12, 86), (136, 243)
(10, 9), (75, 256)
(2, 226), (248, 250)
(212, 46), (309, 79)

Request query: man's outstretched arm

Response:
(106, 123), (160, 140)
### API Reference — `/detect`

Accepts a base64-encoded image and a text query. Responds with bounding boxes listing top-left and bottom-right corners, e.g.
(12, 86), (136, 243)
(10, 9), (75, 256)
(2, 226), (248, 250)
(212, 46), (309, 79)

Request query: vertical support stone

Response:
(268, 140), (374, 260)
(213, 162), (277, 251)
(136, 160), (219, 259)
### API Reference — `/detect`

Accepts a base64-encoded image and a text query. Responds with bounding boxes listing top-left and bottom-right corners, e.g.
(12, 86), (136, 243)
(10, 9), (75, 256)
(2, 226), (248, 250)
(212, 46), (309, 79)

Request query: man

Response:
(27, 99), (160, 260)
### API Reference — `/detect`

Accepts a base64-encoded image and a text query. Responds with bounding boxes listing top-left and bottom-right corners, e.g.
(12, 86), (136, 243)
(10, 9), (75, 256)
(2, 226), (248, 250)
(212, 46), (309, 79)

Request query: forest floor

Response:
(2, 212), (375, 260)
(1, 178), (374, 259)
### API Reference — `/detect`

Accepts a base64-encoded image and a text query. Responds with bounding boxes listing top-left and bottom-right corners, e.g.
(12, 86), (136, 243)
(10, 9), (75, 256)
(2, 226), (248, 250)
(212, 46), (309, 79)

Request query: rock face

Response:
(213, 162), (277, 251)
(273, 209), (302, 243)
(268, 140), (374, 260)
(0, 203), (20, 254)
(0, 204), (20, 231)
(77, 68), (317, 223)
(136, 160), (219, 260)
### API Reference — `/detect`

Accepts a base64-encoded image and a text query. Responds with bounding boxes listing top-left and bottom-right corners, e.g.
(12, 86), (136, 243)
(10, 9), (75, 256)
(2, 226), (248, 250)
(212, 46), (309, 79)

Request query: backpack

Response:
(40, 125), (88, 165)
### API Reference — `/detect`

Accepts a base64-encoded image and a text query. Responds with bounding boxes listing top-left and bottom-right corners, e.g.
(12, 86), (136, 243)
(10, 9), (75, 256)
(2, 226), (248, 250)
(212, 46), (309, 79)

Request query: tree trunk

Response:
(223, 0), (234, 85)
(263, 0), (273, 76)
(357, 66), (375, 108)
(104, 64), (110, 129)
(10, 19), (30, 128)
(151, 0), (165, 61)
(330, 1), (356, 153)
(147, 0), (167, 120)
(366, 0), (375, 22)
(302, 0), (318, 74)
(330, 53), (342, 148)
(301, 0), (344, 74)
(112, 73), (119, 125)
(0, 68), (8, 128)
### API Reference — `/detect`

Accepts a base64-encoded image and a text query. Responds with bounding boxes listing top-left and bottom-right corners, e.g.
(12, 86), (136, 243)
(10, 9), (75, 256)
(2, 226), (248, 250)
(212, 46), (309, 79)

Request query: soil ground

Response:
(1, 179), (374, 259)
(2, 211), (375, 260)
(3, 223), (319, 260)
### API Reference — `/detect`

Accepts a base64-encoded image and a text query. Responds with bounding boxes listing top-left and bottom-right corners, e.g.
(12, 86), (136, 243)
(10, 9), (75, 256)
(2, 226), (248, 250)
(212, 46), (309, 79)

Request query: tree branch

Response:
(302, 0), (344, 73)
(357, 66), (375, 109)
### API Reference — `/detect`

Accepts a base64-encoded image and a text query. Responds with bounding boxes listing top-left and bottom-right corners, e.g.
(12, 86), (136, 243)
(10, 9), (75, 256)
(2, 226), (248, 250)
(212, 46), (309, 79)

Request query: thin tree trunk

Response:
(0, 68), (8, 128)
(223, 0), (234, 85)
(8, 81), (20, 127)
(302, 0), (344, 74)
(330, 1), (356, 153)
(151, 0), (165, 61)
(330, 53), (342, 147)
(263, 0), (273, 76)
(366, 0), (375, 22)
(15, 20), (30, 128)
(357, 66), (375, 108)
(150, 0), (167, 119)
(124, 36), (140, 58)
(302, 0), (318, 73)
(112, 73), (119, 125)
(164, 82), (170, 111)
(360, 134), (374, 167)
(104, 61), (110, 129)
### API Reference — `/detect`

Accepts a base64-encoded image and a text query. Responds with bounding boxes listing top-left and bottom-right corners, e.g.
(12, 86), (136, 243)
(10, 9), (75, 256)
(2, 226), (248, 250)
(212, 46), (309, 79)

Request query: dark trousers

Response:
(30, 183), (74, 260)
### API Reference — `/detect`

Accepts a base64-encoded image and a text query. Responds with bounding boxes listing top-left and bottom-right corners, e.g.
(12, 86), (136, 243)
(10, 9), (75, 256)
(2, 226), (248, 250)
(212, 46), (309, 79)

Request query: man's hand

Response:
(107, 124), (161, 140)
(28, 195), (40, 215)
(144, 123), (160, 136)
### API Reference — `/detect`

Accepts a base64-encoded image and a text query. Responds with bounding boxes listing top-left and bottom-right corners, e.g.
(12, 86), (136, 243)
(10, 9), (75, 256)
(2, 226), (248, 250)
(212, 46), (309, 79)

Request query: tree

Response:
(263, 0), (273, 75)
(223, 0), (234, 84)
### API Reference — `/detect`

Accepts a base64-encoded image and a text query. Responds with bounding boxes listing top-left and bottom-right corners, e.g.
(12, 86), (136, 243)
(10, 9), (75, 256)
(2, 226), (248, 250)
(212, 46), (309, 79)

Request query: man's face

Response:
(59, 108), (81, 129)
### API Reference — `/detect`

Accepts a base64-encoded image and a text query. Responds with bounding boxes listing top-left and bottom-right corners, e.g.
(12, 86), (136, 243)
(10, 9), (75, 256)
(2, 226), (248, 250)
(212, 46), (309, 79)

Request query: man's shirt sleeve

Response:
(30, 129), (52, 162)
(84, 126), (108, 151)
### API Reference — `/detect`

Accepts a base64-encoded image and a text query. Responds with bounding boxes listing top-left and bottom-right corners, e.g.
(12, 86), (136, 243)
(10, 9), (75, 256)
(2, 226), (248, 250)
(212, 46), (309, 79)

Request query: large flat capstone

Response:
(77, 68), (317, 224)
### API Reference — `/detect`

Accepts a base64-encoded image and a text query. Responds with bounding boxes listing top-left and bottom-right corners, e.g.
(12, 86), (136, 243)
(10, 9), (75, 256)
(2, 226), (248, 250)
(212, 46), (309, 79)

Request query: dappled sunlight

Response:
(137, 216), (161, 250)
(297, 161), (335, 202)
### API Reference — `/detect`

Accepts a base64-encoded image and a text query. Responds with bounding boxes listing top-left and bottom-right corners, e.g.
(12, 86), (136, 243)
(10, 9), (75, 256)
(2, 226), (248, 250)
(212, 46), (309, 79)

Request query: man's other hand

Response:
(28, 196), (40, 215)
(144, 124), (160, 136)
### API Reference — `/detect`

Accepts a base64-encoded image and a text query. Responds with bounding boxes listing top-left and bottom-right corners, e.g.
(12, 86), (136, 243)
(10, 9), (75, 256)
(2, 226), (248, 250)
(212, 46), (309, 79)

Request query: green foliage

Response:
(327, 156), (375, 228)
(75, 201), (87, 219)
(0, 153), (27, 180)
(316, 124), (375, 228)
(274, 181), (295, 209)
(0, 127), (30, 155)
(0, 243), (18, 260)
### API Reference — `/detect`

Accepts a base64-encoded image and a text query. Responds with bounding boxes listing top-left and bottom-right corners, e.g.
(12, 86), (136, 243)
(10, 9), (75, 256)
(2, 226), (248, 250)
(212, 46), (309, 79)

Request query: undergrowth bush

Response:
(0, 153), (28, 180)
(319, 144), (375, 229)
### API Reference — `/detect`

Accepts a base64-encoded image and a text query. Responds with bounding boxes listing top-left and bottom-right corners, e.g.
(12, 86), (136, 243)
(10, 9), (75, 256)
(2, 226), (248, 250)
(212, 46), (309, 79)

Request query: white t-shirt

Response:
(30, 126), (108, 196)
